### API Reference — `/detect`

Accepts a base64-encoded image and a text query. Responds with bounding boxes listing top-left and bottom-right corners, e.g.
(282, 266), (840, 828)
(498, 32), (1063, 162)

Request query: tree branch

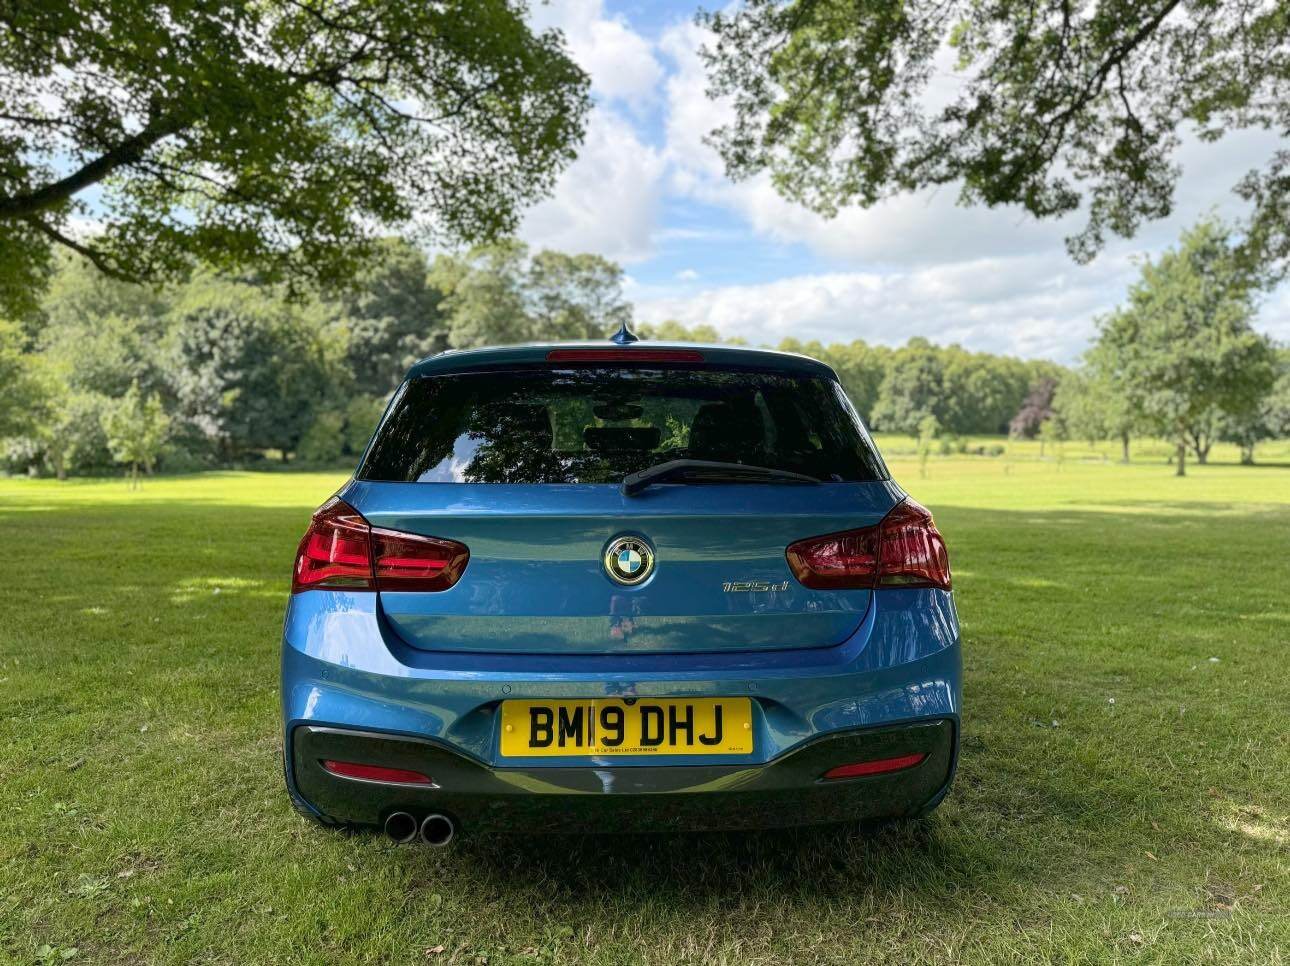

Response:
(22, 215), (138, 282)
(1035, 0), (1183, 160)
(0, 115), (183, 220)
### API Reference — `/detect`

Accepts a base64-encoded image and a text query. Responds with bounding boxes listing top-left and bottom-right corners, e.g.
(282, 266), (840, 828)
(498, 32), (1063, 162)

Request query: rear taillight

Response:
(785, 498), (951, 591)
(292, 498), (374, 592)
(291, 498), (469, 594)
(371, 528), (470, 592)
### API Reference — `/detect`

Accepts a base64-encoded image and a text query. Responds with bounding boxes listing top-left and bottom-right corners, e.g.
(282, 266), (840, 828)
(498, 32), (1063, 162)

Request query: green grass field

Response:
(1, 456), (1287, 964)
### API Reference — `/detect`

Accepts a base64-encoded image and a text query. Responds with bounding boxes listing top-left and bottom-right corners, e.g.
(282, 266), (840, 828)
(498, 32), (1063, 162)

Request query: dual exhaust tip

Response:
(384, 811), (455, 847)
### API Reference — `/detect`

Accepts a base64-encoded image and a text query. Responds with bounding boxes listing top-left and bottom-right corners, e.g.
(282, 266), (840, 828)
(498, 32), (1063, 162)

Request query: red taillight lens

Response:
(876, 500), (951, 589)
(292, 499), (469, 594)
(321, 760), (434, 785)
(292, 498), (374, 592)
(372, 528), (469, 592)
(821, 753), (927, 781)
(785, 498), (951, 591)
(545, 348), (705, 363)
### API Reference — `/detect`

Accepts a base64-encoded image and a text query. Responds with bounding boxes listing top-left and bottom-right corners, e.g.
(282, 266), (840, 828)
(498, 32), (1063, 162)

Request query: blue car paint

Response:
(346, 480), (902, 655)
(281, 341), (962, 827)
(284, 586), (959, 773)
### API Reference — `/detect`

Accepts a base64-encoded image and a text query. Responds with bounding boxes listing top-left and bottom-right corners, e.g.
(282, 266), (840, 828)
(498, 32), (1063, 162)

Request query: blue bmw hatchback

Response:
(282, 338), (960, 845)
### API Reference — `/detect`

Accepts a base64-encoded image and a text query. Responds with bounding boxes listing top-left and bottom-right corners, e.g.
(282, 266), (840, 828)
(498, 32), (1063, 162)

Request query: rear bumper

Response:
(290, 718), (956, 832)
(282, 586), (962, 831)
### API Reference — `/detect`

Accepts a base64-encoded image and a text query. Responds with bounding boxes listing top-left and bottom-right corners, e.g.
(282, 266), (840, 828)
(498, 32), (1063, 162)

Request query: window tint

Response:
(359, 368), (888, 484)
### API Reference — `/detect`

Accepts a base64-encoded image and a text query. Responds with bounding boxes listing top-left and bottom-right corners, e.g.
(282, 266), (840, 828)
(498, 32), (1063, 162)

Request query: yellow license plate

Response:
(499, 697), (753, 757)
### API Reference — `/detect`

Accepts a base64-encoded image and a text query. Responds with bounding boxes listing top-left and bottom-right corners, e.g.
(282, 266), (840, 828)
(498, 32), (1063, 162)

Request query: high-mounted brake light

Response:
(321, 760), (434, 785)
(291, 498), (469, 593)
(785, 498), (951, 591)
(545, 348), (705, 363)
(821, 753), (926, 781)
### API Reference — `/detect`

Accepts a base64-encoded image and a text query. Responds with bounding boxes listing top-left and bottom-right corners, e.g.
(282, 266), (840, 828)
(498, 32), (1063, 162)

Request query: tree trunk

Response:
(1240, 443), (1254, 465)
(1120, 432), (1130, 464)
(1175, 441), (1186, 477)
(1195, 439), (1209, 465)
(281, 449), (290, 464)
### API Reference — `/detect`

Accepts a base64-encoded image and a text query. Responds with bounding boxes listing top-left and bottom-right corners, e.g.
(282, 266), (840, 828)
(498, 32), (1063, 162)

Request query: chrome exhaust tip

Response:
(419, 813), (455, 847)
(383, 811), (419, 844)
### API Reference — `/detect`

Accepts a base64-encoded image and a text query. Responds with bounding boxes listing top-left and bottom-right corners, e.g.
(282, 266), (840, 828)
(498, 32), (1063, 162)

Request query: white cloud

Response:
(533, 0), (663, 110)
(518, 1), (667, 262)
(636, 251), (1143, 362)
(520, 108), (665, 263)
(676, 268), (699, 281)
(659, 21), (731, 183)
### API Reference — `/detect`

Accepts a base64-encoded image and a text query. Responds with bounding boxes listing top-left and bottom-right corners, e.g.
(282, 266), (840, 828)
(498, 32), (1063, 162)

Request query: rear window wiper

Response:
(622, 459), (821, 497)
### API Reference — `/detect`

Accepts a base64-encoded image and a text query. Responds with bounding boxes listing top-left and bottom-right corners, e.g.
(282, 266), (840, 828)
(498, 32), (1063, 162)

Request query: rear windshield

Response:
(358, 367), (888, 484)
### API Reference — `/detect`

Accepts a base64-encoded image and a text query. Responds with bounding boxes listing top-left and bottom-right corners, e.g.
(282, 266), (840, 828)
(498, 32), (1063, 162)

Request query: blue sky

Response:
(521, 0), (1289, 362)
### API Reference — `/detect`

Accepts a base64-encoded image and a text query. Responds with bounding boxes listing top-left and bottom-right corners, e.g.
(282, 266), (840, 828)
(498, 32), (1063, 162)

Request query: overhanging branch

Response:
(22, 215), (138, 282)
(0, 115), (182, 220)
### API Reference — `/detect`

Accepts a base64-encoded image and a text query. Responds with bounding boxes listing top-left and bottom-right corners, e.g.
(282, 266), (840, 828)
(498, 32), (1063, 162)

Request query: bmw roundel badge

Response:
(603, 535), (655, 586)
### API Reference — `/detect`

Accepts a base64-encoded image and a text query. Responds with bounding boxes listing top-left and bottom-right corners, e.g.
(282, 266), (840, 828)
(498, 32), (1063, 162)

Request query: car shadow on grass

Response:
(414, 817), (992, 905)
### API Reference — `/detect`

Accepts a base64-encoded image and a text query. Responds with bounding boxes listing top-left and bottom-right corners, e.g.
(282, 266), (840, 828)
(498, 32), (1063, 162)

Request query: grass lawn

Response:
(1, 456), (1287, 964)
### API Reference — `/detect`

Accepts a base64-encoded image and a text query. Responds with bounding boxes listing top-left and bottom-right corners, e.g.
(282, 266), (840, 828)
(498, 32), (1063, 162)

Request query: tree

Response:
(334, 238), (447, 395)
(1053, 371), (1098, 445)
(638, 320), (739, 344)
(1066, 339), (1151, 462)
(1039, 415), (1067, 466)
(870, 338), (945, 434)
(1218, 348), (1290, 464)
(824, 341), (889, 422)
(0, 0), (590, 318)
(916, 413), (939, 478)
(1093, 219), (1276, 476)
(431, 243), (534, 348)
(35, 389), (113, 481)
(170, 277), (345, 461)
(1009, 377), (1059, 440)
(777, 338), (888, 420)
(527, 250), (633, 339)
(431, 242), (633, 348)
(942, 348), (1033, 435)
(0, 318), (44, 439)
(700, 1), (1290, 268)
(100, 380), (170, 487)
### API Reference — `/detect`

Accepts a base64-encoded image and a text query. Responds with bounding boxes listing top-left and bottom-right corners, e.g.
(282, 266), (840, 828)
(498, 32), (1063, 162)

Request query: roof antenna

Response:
(609, 320), (640, 345)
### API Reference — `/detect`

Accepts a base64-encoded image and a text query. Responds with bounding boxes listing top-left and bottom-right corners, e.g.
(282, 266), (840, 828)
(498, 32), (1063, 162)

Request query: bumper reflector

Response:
(821, 752), (926, 781)
(321, 760), (434, 785)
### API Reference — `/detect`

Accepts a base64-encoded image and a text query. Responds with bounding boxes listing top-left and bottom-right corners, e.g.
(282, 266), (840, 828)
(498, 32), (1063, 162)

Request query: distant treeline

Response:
(1, 240), (633, 478)
(0, 239), (1067, 479)
(640, 321), (1063, 437)
(2, 224), (1286, 480)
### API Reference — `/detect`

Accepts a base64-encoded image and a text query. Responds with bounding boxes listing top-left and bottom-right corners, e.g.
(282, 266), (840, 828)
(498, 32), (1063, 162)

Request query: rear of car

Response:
(281, 342), (960, 841)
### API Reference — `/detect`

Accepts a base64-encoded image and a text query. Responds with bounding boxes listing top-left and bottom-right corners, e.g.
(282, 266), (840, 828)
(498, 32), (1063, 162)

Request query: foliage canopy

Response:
(0, 0), (590, 317)
(700, 0), (1290, 267)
